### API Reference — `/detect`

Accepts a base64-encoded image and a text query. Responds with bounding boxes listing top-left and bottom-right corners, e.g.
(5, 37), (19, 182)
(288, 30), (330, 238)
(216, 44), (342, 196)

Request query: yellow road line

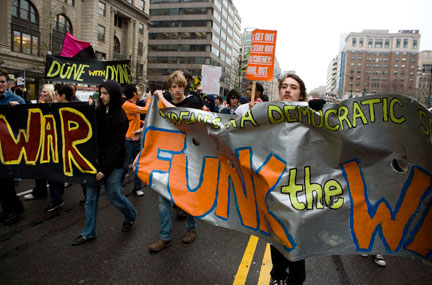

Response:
(233, 235), (259, 284)
(257, 243), (272, 285)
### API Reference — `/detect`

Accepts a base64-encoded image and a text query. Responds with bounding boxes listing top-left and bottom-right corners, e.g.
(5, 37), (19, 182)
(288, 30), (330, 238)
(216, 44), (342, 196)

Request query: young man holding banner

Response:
(148, 70), (200, 252)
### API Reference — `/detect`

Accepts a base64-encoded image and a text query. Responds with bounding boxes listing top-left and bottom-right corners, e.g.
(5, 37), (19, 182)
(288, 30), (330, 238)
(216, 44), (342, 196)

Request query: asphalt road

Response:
(1, 178), (431, 284)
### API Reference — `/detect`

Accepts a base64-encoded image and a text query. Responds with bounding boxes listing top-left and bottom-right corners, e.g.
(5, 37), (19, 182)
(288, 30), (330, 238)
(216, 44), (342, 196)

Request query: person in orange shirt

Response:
(121, 84), (151, 196)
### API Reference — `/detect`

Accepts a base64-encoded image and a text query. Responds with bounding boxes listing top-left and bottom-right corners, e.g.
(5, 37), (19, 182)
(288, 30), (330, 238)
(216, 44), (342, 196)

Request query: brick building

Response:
(341, 30), (420, 98)
(0, 0), (150, 101)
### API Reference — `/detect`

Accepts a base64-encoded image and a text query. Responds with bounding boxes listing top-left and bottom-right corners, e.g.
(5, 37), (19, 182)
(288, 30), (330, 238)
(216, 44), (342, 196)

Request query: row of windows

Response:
(351, 37), (418, 49)
(149, 32), (208, 40)
(150, 0), (208, 3)
(150, 7), (208, 16)
(149, 56), (208, 64)
(152, 20), (209, 27)
(351, 51), (417, 57)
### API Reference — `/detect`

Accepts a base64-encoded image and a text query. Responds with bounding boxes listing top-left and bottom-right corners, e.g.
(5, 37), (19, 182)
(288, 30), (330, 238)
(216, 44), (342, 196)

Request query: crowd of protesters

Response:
(0, 67), (391, 284)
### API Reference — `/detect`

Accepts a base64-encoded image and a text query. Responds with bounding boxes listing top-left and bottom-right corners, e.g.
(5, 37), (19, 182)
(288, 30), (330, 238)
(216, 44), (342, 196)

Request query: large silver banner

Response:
(136, 94), (432, 261)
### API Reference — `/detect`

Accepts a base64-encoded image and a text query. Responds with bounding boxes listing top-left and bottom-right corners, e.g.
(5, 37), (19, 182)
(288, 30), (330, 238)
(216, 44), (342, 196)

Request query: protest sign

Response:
(136, 94), (432, 261)
(45, 55), (131, 85)
(0, 103), (98, 184)
(246, 29), (277, 81)
(201, 65), (222, 94)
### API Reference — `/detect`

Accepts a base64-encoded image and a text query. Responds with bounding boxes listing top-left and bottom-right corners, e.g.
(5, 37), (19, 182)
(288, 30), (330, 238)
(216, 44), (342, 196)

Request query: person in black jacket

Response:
(72, 80), (137, 246)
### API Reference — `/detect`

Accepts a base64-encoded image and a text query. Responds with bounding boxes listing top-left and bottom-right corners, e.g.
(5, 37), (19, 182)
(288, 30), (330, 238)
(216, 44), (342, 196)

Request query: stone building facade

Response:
(0, 0), (150, 100)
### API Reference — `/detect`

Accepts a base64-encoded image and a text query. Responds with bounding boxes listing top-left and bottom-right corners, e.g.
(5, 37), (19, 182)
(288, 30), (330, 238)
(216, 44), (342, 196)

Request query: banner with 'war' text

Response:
(136, 94), (432, 261)
(0, 103), (98, 185)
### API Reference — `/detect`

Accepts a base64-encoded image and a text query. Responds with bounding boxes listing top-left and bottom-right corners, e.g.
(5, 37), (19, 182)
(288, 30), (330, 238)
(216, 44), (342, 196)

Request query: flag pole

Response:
(251, 80), (256, 106)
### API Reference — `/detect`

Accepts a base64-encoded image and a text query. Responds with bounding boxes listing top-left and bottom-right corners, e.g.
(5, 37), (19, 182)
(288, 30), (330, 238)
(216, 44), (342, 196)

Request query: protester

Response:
(235, 82), (264, 116)
(220, 89), (241, 115)
(215, 95), (223, 111)
(0, 69), (25, 225)
(147, 70), (200, 252)
(23, 84), (55, 201)
(121, 83), (152, 196)
(72, 80), (137, 246)
(270, 74), (309, 285)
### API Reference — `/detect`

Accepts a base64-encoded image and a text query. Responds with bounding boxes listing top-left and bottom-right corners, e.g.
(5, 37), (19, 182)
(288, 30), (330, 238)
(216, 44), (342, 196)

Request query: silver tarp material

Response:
(136, 94), (432, 261)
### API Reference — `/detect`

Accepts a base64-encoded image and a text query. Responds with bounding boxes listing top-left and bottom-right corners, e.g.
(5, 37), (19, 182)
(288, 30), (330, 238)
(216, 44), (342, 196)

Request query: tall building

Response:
(326, 55), (338, 94)
(417, 50), (432, 107)
(341, 30), (420, 98)
(0, 0), (150, 100)
(147, 0), (241, 95)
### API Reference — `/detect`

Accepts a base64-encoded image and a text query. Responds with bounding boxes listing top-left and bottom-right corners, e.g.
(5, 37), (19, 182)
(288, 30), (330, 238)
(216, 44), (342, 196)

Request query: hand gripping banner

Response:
(135, 95), (432, 261)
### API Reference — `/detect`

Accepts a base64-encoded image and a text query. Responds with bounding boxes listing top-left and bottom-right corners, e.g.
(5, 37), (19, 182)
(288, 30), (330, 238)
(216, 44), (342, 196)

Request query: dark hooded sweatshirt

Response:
(96, 80), (129, 177)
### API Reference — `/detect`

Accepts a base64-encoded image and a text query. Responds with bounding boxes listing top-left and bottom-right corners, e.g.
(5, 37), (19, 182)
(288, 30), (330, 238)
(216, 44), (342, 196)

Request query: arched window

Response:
(11, 0), (40, 56)
(52, 14), (73, 54)
(114, 36), (121, 53)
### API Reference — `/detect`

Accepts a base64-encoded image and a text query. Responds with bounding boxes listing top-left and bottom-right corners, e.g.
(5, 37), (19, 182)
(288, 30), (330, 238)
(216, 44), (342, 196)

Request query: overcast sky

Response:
(233, 0), (432, 91)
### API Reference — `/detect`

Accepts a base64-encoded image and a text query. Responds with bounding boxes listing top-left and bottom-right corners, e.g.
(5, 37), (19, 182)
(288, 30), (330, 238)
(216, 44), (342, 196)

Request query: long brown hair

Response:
(278, 73), (307, 102)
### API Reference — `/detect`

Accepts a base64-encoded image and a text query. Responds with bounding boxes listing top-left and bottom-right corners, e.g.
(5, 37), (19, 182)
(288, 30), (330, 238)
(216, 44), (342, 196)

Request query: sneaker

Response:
(360, 254), (369, 257)
(44, 201), (65, 213)
(182, 230), (196, 244)
(2, 207), (25, 225)
(271, 278), (287, 285)
(72, 235), (97, 246)
(177, 209), (187, 220)
(374, 255), (386, 267)
(24, 194), (46, 200)
(149, 240), (172, 252)
(122, 220), (134, 232)
(133, 189), (144, 197)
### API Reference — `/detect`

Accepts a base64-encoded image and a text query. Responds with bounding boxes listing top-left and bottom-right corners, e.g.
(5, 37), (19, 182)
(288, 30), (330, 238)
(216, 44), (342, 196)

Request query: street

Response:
(1, 177), (431, 284)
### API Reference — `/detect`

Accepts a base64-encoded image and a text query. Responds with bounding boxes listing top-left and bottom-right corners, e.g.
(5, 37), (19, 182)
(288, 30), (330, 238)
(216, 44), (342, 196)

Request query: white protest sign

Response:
(201, 65), (222, 95)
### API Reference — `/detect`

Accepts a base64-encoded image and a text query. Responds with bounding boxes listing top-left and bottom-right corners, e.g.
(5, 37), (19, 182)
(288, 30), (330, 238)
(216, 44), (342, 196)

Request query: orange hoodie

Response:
(122, 98), (151, 140)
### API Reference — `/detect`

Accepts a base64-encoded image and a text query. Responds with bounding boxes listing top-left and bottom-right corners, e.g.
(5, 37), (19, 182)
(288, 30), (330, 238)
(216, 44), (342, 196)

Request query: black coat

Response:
(96, 80), (128, 176)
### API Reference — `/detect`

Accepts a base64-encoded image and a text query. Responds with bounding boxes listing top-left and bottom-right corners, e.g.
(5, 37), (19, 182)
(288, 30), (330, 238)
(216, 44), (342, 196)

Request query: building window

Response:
(13, 31), (38, 56)
(352, 37), (357, 47)
(114, 14), (123, 28)
(99, 2), (106, 16)
(138, 0), (145, 11)
(59, 0), (75, 6)
(138, 23), (144, 35)
(98, 25), (105, 41)
(374, 39), (383, 48)
(413, 39), (418, 49)
(403, 39), (408, 48)
(384, 39), (389, 48)
(11, 0), (40, 55)
(12, 0), (38, 23)
(138, 42), (144, 56)
(368, 39), (372, 48)
(113, 36), (120, 53)
(52, 14), (73, 54)
(396, 39), (401, 48)
(359, 38), (364, 47)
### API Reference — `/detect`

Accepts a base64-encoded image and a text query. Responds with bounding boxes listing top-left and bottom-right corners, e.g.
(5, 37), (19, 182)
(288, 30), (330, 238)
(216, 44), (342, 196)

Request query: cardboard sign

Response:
(246, 29), (277, 81)
(201, 65), (222, 94)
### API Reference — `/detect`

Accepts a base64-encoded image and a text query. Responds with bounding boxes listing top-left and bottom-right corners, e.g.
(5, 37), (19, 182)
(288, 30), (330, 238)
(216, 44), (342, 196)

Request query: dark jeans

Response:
(48, 181), (64, 206)
(0, 177), (23, 213)
(122, 140), (142, 190)
(31, 179), (48, 198)
(270, 245), (305, 284)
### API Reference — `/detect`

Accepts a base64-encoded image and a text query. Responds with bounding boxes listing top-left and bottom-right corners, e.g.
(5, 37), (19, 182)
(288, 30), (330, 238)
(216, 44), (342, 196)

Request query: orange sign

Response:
(245, 29), (277, 81)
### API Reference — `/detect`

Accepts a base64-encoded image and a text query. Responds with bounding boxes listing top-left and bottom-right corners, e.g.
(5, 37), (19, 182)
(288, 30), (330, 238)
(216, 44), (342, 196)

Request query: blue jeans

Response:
(158, 194), (196, 241)
(81, 168), (137, 238)
(123, 140), (142, 190)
